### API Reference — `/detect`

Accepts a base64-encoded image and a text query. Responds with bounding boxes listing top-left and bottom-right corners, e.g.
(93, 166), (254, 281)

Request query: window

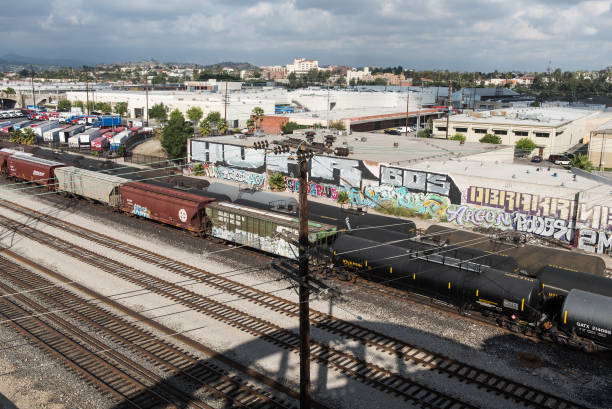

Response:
(454, 127), (468, 132)
(535, 132), (550, 138)
(514, 131), (528, 136)
(437, 126), (447, 131)
(474, 128), (487, 134)
(493, 130), (507, 135)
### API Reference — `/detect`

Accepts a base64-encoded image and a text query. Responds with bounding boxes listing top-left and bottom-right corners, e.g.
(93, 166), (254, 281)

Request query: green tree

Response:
(571, 154), (594, 172)
(4, 87), (15, 94)
(114, 102), (128, 117)
(57, 99), (72, 111)
(161, 109), (193, 159)
(268, 172), (286, 190)
(515, 138), (537, 155)
(149, 103), (169, 122)
(73, 100), (84, 109)
(479, 133), (502, 144)
(186, 106), (203, 125)
(9, 129), (23, 144)
(246, 118), (255, 133)
(192, 163), (205, 175)
(417, 128), (432, 138)
(450, 133), (466, 143)
(94, 101), (112, 113)
(251, 106), (264, 130)
(281, 121), (301, 134)
(199, 121), (211, 136)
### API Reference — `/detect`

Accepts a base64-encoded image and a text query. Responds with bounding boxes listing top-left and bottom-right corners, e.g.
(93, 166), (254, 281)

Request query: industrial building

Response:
(588, 120), (612, 170)
(432, 107), (601, 157)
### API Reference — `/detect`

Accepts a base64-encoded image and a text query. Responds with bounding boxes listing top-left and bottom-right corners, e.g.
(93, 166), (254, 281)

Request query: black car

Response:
(564, 153), (575, 160)
(531, 155), (543, 163)
(384, 129), (401, 135)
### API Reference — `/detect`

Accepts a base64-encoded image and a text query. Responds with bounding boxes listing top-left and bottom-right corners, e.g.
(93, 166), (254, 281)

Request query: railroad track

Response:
(0, 199), (591, 409)
(0, 207), (476, 409)
(0, 254), (296, 409)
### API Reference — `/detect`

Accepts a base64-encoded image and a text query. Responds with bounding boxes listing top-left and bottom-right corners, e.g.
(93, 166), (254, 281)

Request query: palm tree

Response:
(571, 154), (594, 172)
(251, 106), (264, 131)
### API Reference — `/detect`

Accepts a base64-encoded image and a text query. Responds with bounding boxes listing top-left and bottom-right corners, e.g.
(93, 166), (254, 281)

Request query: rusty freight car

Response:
(119, 182), (215, 233)
(6, 153), (65, 187)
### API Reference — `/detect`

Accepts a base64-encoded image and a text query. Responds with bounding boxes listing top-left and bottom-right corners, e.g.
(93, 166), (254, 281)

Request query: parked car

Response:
(564, 153), (575, 160)
(548, 154), (571, 165)
(384, 129), (401, 135)
(531, 155), (543, 163)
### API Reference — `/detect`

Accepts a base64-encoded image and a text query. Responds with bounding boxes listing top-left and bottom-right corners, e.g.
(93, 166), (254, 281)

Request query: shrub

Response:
(337, 191), (350, 204)
(417, 128), (432, 138)
(450, 133), (466, 143)
(479, 133), (502, 144)
(193, 163), (204, 175)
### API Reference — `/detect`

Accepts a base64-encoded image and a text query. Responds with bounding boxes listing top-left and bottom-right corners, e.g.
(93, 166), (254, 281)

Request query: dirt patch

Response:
(132, 138), (165, 156)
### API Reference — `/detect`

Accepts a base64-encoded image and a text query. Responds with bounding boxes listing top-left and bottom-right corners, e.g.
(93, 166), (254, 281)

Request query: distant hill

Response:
(199, 61), (260, 71)
(0, 54), (89, 70)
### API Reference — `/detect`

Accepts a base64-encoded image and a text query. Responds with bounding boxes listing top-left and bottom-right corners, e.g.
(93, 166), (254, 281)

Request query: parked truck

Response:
(32, 120), (60, 138)
(93, 115), (122, 128)
(59, 124), (85, 144)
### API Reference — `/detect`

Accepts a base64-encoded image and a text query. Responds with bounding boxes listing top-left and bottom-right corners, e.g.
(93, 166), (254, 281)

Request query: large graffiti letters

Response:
(445, 205), (512, 228)
(578, 229), (612, 256)
(204, 164), (266, 187)
(513, 213), (574, 242)
(379, 166), (460, 203)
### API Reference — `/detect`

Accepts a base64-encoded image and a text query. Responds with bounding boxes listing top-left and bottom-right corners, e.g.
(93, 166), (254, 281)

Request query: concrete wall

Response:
(588, 134), (612, 169)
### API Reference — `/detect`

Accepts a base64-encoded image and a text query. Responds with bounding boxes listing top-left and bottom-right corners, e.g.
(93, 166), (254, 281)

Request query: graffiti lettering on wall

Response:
(467, 185), (612, 231)
(204, 164), (266, 187)
(578, 229), (612, 255)
(285, 179), (340, 200)
(513, 213), (574, 242)
(445, 204), (513, 228)
(379, 166), (461, 203)
(361, 185), (450, 218)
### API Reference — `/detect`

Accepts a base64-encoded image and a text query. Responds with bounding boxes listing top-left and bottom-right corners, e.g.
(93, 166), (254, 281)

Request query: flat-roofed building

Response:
(432, 107), (600, 157)
(588, 120), (612, 170)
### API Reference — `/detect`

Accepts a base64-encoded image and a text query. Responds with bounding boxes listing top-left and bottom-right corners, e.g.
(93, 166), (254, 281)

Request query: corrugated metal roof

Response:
(54, 166), (130, 184)
(11, 153), (64, 167)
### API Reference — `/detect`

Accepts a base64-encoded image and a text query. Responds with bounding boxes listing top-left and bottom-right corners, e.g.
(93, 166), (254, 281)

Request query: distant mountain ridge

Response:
(0, 53), (89, 69)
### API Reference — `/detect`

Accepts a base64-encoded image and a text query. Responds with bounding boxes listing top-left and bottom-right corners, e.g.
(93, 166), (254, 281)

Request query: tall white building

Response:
(286, 58), (319, 75)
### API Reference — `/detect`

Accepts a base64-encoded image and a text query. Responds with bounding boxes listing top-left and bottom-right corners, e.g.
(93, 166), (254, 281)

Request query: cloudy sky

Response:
(2, 0), (611, 71)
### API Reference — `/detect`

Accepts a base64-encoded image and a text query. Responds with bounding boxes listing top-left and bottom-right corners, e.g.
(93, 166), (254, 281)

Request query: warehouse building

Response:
(588, 120), (612, 170)
(432, 107), (600, 157)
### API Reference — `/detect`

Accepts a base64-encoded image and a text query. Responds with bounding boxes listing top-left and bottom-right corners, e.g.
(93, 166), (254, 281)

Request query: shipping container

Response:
(91, 136), (109, 151)
(119, 182), (215, 233)
(78, 127), (104, 147)
(93, 115), (121, 127)
(205, 201), (337, 259)
(110, 130), (130, 151)
(7, 154), (65, 186)
(13, 120), (35, 130)
(60, 125), (85, 144)
(43, 127), (63, 142)
(32, 120), (60, 137)
(55, 166), (130, 206)
(68, 135), (81, 148)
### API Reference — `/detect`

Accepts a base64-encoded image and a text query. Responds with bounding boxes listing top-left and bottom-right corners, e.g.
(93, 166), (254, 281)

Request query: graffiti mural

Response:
(578, 229), (612, 256)
(203, 164), (266, 187)
(513, 213), (575, 242)
(190, 140), (266, 172)
(445, 204), (513, 229)
(379, 165), (461, 204)
(285, 178), (340, 200)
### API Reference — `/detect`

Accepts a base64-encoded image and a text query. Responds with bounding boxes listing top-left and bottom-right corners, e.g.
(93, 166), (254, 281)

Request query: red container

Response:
(91, 136), (109, 151)
(119, 182), (216, 233)
(7, 155), (65, 187)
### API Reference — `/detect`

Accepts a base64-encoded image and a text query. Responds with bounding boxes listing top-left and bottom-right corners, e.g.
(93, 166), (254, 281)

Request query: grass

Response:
(375, 202), (437, 220)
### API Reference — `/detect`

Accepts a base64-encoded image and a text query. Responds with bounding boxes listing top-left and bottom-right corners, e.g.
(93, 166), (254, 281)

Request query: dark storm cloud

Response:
(0, 0), (610, 70)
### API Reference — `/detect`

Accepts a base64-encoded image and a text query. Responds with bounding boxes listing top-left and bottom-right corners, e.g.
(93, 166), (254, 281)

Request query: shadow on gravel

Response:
(0, 391), (19, 409)
(108, 315), (612, 409)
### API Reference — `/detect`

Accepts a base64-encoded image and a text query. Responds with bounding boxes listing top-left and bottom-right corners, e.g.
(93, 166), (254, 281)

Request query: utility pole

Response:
(85, 67), (90, 115)
(405, 89), (410, 136)
(445, 81), (452, 139)
(601, 132), (606, 171)
(223, 81), (228, 122)
(30, 65), (36, 107)
(145, 75), (149, 127)
(297, 144), (311, 409)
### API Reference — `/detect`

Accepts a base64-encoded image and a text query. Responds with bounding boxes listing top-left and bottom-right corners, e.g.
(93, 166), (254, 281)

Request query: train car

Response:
(6, 154), (65, 187)
(560, 289), (612, 350)
(205, 201), (337, 259)
(536, 265), (612, 299)
(332, 234), (542, 322)
(119, 182), (215, 233)
(348, 226), (519, 272)
(54, 166), (130, 206)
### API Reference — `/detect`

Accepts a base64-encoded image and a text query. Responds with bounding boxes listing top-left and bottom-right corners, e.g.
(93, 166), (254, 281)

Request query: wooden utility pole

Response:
(297, 144), (311, 409)
(405, 90), (410, 136)
(85, 67), (90, 115)
(445, 81), (452, 139)
(30, 65), (36, 107)
(145, 76), (149, 126)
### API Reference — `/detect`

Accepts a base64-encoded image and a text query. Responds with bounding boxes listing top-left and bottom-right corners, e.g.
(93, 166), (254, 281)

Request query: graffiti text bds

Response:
(380, 166), (451, 196)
